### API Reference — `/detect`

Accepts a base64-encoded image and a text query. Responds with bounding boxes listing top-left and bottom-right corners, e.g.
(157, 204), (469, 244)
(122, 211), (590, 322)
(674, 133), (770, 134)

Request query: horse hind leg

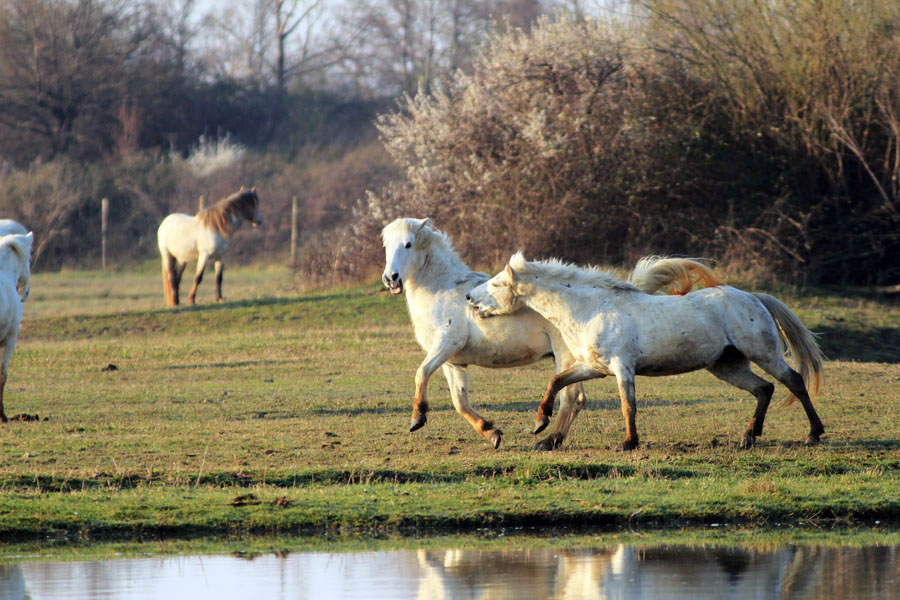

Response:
(187, 256), (209, 305)
(161, 255), (178, 307)
(534, 382), (587, 451)
(442, 364), (502, 449)
(707, 347), (774, 448)
(754, 355), (825, 445)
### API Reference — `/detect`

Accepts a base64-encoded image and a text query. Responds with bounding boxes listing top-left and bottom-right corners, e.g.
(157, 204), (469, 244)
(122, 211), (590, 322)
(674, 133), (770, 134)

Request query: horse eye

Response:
(405, 242), (412, 248)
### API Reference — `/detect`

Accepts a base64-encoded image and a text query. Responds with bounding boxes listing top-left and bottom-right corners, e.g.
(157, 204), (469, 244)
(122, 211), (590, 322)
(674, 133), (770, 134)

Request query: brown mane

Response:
(197, 189), (259, 236)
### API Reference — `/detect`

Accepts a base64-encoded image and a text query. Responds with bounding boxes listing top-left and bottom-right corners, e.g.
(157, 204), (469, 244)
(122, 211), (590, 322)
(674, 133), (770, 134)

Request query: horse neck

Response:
(518, 280), (600, 330)
(0, 253), (21, 290)
(406, 244), (471, 297)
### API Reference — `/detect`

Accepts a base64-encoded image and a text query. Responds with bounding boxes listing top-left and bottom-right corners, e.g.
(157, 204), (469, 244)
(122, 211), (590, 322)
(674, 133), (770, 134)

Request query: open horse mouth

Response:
(390, 280), (404, 295)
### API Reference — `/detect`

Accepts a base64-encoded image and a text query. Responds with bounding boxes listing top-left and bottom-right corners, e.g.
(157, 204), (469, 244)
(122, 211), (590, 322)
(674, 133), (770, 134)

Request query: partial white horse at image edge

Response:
(0, 232), (33, 422)
(382, 217), (724, 450)
(0, 220), (30, 301)
(467, 251), (825, 450)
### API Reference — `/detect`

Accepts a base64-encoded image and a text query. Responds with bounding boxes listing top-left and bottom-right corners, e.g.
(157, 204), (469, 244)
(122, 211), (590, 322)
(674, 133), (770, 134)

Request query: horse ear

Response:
(505, 263), (517, 283)
(416, 218), (433, 232)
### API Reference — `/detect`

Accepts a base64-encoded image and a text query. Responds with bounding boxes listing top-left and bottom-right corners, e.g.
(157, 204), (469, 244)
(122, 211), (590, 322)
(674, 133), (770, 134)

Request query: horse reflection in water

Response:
(412, 544), (900, 599)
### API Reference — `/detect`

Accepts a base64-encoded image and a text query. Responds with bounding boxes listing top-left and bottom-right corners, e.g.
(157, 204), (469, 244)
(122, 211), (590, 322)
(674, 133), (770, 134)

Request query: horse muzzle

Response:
(383, 273), (404, 295)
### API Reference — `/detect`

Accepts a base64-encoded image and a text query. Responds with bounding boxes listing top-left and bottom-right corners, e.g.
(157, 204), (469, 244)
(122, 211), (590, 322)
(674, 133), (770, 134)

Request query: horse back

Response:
(158, 213), (206, 262)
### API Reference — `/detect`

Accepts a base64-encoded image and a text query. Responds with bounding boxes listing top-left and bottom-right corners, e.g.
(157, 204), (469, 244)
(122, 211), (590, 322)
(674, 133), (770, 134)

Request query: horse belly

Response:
(460, 315), (552, 368)
(632, 311), (725, 376)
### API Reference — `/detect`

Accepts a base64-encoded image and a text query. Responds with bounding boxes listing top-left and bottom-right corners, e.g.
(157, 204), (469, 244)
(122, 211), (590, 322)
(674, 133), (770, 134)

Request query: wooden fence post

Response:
(101, 197), (109, 270)
(291, 196), (299, 266)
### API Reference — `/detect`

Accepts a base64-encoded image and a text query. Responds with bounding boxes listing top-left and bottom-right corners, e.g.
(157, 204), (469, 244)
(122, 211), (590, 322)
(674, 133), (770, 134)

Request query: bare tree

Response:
(337, 0), (541, 96)
(0, 0), (152, 162)
(203, 0), (342, 88)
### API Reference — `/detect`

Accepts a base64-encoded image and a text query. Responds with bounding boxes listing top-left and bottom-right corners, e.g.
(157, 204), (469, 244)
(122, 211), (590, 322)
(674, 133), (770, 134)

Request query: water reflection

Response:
(0, 543), (897, 599)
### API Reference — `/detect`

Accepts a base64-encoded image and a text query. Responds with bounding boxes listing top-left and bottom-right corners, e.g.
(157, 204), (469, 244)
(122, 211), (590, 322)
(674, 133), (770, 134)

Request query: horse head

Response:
(467, 252), (527, 317)
(381, 217), (434, 295)
(239, 187), (263, 227)
(0, 232), (33, 301)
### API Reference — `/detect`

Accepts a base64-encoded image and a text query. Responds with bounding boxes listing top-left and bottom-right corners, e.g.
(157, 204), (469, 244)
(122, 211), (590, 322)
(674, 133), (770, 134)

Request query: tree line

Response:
(1, 0), (898, 289)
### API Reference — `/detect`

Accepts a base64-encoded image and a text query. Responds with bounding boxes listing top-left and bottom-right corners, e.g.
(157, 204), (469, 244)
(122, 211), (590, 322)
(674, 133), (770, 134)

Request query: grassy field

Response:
(1, 264), (899, 546)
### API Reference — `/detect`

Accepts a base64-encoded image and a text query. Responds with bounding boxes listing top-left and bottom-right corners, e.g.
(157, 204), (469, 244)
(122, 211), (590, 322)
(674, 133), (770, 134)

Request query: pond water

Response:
(1, 542), (897, 599)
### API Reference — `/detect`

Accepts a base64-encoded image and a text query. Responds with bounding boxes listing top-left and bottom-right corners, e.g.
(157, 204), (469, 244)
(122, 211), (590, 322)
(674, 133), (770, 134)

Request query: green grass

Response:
(2, 266), (900, 545)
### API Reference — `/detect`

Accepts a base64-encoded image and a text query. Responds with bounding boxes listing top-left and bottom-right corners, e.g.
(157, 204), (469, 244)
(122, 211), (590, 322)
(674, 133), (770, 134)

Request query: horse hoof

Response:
(616, 440), (638, 452)
(804, 434), (821, 446)
(533, 417), (550, 435)
(534, 433), (564, 451)
(409, 414), (427, 432)
(741, 434), (756, 449)
(489, 430), (502, 450)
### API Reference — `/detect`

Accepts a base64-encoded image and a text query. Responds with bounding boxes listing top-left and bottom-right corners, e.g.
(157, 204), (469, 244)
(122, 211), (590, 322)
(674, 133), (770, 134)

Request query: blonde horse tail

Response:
(754, 293), (825, 405)
(628, 256), (724, 295)
(161, 253), (175, 307)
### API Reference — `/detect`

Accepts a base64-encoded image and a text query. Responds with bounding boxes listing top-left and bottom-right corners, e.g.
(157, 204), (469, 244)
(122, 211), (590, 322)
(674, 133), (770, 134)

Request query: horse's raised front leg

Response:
(410, 338), (465, 433)
(187, 255), (209, 305)
(442, 364), (502, 449)
(214, 260), (225, 303)
(534, 363), (601, 436)
(610, 359), (639, 451)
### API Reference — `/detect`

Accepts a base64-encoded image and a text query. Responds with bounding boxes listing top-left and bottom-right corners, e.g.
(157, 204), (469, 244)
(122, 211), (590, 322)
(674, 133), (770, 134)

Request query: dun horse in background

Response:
(0, 232), (32, 422)
(382, 217), (723, 450)
(467, 252), (825, 451)
(157, 188), (262, 307)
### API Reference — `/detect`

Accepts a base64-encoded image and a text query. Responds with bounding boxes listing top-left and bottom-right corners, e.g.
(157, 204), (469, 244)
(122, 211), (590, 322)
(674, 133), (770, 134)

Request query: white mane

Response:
(510, 252), (639, 292)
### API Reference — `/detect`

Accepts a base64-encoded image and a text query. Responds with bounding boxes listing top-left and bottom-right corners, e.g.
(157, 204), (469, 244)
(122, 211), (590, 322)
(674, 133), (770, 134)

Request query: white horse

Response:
(0, 232), (32, 422)
(467, 252), (825, 450)
(0, 220), (30, 301)
(382, 218), (723, 450)
(157, 188), (262, 306)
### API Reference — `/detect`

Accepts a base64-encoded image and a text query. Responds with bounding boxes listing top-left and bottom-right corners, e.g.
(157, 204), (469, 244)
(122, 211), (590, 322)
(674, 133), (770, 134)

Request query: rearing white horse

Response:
(0, 232), (32, 422)
(382, 218), (723, 450)
(467, 252), (825, 450)
(157, 188), (262, 306)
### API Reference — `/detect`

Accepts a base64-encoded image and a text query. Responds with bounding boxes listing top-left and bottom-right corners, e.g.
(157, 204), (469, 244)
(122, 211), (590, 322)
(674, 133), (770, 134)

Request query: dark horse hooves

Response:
(534, 433), (565, 451)
(804, 434), (821, 446)
(533, 416), (550, 435)
(409, 414), (427, 432)
(741, 434), (757, 449)
(616, 439), (639, 452)
(489, 429), (502, 450)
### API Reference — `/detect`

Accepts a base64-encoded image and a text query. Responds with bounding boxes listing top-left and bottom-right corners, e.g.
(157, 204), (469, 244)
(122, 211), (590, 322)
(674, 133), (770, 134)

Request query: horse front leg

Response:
(442, 364), (502, 449)
(410, 339), (464, 433)
(0, 342), (12, 423)
(534, 363), (601, 435)
(187, 255), (209, 305)
(214, 260), (225, 303)
(0, 368), (6, 423)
